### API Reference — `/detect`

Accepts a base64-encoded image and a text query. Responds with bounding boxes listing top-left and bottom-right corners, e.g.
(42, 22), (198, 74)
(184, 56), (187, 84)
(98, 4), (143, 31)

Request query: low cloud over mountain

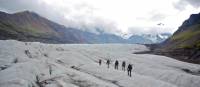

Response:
(1, 0), (199, 36)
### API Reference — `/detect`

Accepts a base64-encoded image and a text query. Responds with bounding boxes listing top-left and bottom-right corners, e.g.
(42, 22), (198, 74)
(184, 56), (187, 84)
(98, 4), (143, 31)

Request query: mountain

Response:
(128, 35), (153, 44)
(128, 33), (171, 44)
(0, 11), (170, 44)
(69, 31), (126, 44)
(155, 12), (200, 63)
(0, 11), (88, 43)
(0, 11), (127, 43)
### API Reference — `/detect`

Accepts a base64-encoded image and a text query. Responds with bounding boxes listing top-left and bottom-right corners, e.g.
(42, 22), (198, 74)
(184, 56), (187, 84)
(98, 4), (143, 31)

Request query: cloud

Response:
(136, 13), (166, 22)
(149, 11), (167, 21)
(150, 14), (166, 21)
(185, 0), (200, 8)
(0, 0), (120, 35)
(127, 26), (173, 35)
(0, 7), (9, 13)
(173, 0), (200, 10)
(173, 1), (188, 10)
(0, 0), (199, 37)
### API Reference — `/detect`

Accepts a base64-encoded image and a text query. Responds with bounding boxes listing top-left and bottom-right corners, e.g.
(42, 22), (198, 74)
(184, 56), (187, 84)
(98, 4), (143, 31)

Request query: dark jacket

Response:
(127, 64), (132, 71)
(122, 61), (126, 66)
(115, 60), (119, 65)
(106, 60), (110, 64)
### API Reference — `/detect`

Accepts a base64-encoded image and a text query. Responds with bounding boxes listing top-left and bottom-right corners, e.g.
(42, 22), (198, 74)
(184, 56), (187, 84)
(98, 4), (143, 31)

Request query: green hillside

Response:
(170, 24), (200, 49)
(156, 13), (200, 64)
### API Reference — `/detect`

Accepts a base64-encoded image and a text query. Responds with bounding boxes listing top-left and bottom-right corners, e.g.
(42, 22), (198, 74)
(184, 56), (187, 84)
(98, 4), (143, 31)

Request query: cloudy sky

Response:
(0, 0), (200, 36)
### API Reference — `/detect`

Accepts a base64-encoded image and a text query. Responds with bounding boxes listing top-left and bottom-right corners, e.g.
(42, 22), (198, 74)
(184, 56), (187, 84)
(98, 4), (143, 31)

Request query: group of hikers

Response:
(98, 59), (133, 77)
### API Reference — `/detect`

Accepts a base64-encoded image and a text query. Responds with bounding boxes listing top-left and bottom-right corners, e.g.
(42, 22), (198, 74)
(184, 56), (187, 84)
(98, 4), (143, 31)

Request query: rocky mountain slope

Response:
(155, 12), (200, 64)
(0, 11), (98, 43)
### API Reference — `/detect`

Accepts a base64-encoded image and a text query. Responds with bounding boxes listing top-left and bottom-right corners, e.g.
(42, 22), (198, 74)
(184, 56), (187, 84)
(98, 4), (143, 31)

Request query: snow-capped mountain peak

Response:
(128, 33), (171, 44)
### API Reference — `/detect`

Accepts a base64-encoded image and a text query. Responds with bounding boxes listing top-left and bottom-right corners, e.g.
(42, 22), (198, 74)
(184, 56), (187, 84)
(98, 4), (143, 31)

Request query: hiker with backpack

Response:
(122, 61), (126, 71)
(114, 60), (119, 70)
(127, 64), (133, 77)
(106, 59), (110, 68)
(99, 59), (102, 66)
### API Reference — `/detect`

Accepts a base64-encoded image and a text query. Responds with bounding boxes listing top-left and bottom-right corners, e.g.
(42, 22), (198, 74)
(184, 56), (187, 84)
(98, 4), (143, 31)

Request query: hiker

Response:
(106, 59), (110, 68)
(127, 64), (133, 77)
(99, 59), (102, 66)
(122, 61), (126, 71)
(114, 60), (119, 70)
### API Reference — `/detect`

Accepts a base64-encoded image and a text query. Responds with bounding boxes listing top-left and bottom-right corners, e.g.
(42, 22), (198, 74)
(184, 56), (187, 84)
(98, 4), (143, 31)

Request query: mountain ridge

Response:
(0, 10), (170, 44)
(0, 10), (84, 43)
(153, 12), (200, 64)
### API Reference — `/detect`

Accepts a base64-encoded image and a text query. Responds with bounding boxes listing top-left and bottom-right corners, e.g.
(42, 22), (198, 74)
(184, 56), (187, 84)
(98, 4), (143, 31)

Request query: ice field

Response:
(0, 40), (200, 87)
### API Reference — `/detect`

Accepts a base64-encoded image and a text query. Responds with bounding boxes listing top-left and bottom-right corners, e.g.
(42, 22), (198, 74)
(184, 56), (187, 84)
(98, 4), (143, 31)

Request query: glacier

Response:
(0, 40), (200, 87)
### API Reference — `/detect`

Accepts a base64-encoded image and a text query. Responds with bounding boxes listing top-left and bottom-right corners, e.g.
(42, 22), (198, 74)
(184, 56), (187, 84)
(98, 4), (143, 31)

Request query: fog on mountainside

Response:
(0, 11), (171, 44)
